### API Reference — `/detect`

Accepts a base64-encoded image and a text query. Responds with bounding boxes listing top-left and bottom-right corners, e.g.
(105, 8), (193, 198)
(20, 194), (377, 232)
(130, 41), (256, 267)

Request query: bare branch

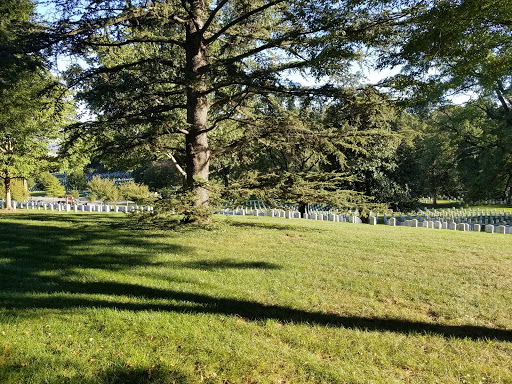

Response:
(165, 152), (187, 180)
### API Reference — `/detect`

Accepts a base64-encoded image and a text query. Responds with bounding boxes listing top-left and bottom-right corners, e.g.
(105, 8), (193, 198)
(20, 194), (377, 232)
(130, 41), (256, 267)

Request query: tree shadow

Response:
(0, 214), (510, 343)
(1, 279), (510, 342)
(173, 258), (281, 270)
(0, 358), (192, 384)
(225, 219), (319, 232)
(0, 215), (191, 294)
(89, 365), (192, 384)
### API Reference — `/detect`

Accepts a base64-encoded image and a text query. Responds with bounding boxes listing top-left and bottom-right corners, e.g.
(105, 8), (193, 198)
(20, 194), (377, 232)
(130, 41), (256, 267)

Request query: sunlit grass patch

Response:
(0, 212), (511, 383)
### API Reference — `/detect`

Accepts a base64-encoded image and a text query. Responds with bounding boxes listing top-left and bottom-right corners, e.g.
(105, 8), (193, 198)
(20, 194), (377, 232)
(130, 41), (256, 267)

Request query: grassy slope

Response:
(0, 212), (511, 383)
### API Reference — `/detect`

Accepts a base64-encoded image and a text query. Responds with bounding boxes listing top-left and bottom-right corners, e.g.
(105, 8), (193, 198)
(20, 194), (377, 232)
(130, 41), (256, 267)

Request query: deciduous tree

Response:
(0, 0), (72, 209)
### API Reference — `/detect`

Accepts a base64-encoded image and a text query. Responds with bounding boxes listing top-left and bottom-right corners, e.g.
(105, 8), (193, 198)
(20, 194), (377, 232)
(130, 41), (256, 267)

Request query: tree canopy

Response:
(382, 0), (512, 107)
(29, 0), (422, 220)
(0, 0), (72, 209)
(5, 0), (509, 215)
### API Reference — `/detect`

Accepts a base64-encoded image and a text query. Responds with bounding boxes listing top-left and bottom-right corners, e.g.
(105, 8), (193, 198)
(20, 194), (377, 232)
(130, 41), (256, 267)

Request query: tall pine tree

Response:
(38, 0), (420, 221)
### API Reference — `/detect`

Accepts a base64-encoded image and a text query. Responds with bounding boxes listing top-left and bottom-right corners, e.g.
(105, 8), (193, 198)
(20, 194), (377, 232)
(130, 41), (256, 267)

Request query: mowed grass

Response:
(0, 212), (511, 383)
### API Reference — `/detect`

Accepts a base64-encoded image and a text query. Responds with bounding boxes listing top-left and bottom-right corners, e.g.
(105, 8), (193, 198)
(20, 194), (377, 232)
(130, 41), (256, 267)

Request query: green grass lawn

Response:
(0, 212), (511, 383)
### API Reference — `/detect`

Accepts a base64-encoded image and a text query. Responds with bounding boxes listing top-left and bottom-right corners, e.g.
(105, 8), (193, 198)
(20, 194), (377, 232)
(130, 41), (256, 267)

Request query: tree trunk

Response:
(185, 1), (211, 212)
(4, 173), (12, 210)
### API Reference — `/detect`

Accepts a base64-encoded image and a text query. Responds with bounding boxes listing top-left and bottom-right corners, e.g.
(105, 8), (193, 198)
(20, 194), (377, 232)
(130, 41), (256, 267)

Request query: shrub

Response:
(119, 181), (149, 203)
(69, 189), (80, 199)
(87, 176), (119, 203)
(37, 172), (66, 197)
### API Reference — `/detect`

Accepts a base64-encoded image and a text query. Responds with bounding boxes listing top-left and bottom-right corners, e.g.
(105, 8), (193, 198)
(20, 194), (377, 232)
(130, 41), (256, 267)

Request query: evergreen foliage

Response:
(69, 189), (80, 199)
(132, 161), (182, 192)
(218, 89), (413, 212)
(375, 0), (512, 204)
(36, 0), (421, 218)
(382, 0), (512, 107)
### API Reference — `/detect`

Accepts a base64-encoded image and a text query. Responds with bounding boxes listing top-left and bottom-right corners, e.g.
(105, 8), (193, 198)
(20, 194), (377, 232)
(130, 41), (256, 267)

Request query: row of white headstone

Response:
(217, 207), (363, 223)
(381, 217), (509, 233)
(421, 195), (511, 206)
(219, 206), (510, 234)
(0, 200), (153, 213)
(392, 207), (512, 230)
(4, 199), (510, 234)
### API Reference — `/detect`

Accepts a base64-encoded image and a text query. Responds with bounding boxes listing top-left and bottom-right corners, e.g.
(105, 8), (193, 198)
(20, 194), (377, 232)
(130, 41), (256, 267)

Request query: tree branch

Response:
(84, 37), (185, 48)
(204, 0), (286, 45)
(201, 0), (229, 34)
(164, 152), (187, 180)
(200, 38), (293, 74)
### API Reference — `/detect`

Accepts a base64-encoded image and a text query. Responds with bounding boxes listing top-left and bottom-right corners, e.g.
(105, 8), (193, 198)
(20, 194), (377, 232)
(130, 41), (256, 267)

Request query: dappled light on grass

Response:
(0, 213), (511, 383)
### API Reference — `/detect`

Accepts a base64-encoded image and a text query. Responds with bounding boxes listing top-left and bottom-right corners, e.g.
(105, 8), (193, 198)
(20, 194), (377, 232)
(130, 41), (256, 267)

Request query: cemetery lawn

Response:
(0, 213), (511, 383)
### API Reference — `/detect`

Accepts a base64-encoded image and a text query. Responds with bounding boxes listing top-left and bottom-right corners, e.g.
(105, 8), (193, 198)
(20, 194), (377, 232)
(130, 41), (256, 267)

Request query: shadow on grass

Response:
(225, 219), (320, 232)
(0, 358), (192, 384)
(89, 366), (192, 384)
(178, 258), (280, 270)
(1, 280), (510, 342)
(0, 213), (510, 343)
